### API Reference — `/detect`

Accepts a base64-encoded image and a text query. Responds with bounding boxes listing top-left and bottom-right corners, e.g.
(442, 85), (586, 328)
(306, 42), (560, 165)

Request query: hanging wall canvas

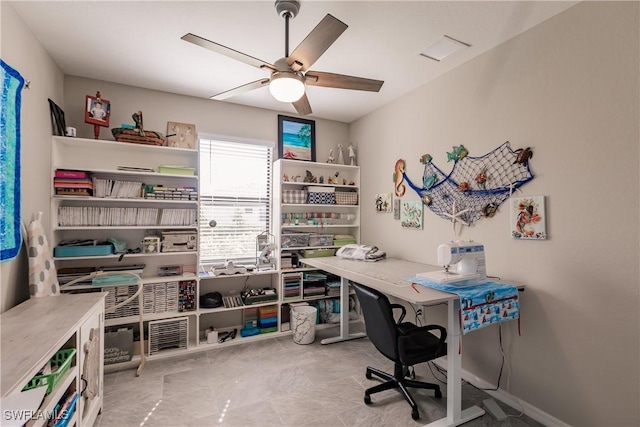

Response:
(401, 201), (423, 229)
(1, 59), (25, 262)
(393, 199), (400, 220)
(278, 115), (315, 161)
(510, 196), (547, 239)
(375, 193), (392, 213)
(166, 121), (197, 149)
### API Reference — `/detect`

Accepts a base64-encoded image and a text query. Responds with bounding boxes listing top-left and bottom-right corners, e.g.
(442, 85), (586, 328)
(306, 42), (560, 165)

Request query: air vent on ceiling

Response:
(420, 35), (470, 62)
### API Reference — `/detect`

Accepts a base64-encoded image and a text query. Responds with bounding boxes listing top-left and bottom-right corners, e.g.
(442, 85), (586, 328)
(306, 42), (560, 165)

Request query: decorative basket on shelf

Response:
(111, 128), (165, 146)
(335, 190), (358, 205)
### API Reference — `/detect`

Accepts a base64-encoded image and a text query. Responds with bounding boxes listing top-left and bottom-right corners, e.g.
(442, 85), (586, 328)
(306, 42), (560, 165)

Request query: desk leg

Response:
(320, 277), (366, 345)
(424, 299), (484, 426)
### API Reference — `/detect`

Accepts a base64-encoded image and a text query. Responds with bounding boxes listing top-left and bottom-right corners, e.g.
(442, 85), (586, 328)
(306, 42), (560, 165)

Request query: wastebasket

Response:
(291, 306), (317, 344)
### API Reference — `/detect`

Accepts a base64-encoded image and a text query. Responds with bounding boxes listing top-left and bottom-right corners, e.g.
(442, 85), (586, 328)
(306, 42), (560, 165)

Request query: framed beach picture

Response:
(278, 115), (315, 161)
(510, 196), (547, 239)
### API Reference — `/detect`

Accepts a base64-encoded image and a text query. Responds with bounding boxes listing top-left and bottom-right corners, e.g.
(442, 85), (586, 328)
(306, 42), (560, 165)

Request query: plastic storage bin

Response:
(302, 248), (336, 258)
(22, 348), (77, 395)
(158, 165), (196, 176)
(309, 234), (334, 247)
(291, 305), (318, 344)
(281, 233), (310, 248)
(54, 244), (113, 258)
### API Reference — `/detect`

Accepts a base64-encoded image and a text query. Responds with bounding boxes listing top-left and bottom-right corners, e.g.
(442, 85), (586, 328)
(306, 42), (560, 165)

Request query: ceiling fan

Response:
(181, 0), (384, 116)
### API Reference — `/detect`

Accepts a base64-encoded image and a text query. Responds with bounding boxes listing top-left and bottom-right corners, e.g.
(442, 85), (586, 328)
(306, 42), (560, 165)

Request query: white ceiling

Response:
(10, 1), (578, 123)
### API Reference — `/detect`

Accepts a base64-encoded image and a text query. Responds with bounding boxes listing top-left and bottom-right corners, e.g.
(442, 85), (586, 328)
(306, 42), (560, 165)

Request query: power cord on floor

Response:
(460, 324), (525, 418)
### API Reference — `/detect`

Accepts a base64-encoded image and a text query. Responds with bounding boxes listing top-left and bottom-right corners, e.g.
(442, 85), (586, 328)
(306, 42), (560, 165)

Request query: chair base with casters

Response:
(353, 282), (447, 421)
(364, 361), (443, 420)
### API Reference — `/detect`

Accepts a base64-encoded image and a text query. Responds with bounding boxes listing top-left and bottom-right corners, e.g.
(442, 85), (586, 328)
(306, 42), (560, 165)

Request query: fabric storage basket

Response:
(307, 185), (336, 205)
(335, 190), (358, 205)
(283, 189), (307, 204)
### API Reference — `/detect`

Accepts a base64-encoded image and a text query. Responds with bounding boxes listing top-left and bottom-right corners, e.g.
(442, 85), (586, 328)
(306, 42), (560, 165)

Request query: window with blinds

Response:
(199, 137), (273, 265)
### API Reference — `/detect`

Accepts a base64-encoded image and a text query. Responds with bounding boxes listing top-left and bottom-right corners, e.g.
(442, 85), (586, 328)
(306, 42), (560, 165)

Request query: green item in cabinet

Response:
(22, 348), (76, 395)
(158, 165), (196, 175)
(302, 248), (336, 258)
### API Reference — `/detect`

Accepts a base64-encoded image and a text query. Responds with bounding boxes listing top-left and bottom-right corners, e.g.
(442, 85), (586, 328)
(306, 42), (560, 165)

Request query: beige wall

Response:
(63, 76), (348, 161)
(0, 3), (65, 312)
(351, 2), (639, 425)
(3, 0), (639, 424)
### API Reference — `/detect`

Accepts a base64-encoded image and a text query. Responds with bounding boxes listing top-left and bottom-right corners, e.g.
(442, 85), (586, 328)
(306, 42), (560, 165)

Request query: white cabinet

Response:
(1, 293), (106, 427)
(273, 159), (360, 309)
(52, 136), (199, 361)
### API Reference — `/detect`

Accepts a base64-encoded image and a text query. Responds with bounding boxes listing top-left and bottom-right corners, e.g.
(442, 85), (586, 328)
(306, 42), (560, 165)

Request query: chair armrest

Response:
(418, 324), (447, 343)
(398, 324), (447, 363)
(390, 303), (406, 324)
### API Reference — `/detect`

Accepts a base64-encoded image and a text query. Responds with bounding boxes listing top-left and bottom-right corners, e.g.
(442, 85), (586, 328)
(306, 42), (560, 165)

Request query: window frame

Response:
(197, 133), (274, 267)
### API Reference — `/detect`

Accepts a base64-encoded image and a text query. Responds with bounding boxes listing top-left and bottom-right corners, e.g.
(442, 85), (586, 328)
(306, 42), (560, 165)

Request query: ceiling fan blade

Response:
(292, 93), (312, 116)
(287, 14), (348, 71)
(210, 79), (270, 100)
(305, 71), (384, 92)
(182, 33), (276, 72)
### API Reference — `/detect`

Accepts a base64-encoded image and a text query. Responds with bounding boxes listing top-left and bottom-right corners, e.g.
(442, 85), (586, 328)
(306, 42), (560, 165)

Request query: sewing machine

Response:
(417, 241), (487, 286)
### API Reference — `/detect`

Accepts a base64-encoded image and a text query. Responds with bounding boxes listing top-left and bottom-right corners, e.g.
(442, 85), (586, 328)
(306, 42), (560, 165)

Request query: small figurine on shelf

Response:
(348, 144), (356, 166)
(327, 149), (335, 164)
(319, 175), (324, 183)
(337, 144), (345, 165)
(132, 111), (145, 137)
(328, 171), (340, 184)
(283, 174), (290, 182)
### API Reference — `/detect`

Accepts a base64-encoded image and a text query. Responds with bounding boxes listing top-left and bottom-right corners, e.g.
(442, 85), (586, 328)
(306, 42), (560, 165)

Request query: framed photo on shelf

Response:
(278, 115), (315, 161)
(85, 94), (111, 127)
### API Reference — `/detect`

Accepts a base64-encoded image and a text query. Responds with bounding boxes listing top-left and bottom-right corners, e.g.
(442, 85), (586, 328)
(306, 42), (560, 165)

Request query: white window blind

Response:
(199, 137), (272, 264)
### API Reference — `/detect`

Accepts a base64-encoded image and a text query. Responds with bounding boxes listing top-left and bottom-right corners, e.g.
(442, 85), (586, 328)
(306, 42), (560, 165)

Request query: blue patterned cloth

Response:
(408, 277), (519, 334)
(0, 59), (25, 262)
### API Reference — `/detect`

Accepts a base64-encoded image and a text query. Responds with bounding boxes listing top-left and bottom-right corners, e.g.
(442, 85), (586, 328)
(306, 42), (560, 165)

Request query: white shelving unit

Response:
(52, 136), (199, 364)
(273, 159), (361, 326)
(50, 141), (362, 361)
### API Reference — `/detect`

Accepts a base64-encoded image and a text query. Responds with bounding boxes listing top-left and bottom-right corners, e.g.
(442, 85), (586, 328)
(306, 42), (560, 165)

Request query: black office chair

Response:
(353, 282), (447, 420)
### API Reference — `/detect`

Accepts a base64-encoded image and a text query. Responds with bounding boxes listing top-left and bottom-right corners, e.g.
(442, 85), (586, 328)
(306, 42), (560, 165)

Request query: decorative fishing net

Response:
(402, 142), (534, 226)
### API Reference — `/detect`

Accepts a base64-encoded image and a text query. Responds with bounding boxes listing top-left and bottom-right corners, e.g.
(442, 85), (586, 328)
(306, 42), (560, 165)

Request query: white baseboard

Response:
(433, 357), (569, 427)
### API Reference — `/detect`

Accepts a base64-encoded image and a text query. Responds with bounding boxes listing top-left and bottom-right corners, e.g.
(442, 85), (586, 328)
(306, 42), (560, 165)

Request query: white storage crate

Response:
(148, 317), (189, 356)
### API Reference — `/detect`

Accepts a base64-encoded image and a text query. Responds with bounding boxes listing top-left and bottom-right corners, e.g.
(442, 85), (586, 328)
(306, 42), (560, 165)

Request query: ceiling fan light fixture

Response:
(269, 72), (305, 102)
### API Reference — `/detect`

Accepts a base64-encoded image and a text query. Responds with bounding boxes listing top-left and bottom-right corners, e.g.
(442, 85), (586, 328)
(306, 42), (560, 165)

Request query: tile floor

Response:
(97, 324), (544, 427)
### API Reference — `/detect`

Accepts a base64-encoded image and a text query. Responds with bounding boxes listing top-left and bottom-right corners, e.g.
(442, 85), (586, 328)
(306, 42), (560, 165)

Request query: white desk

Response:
(301, 256), (485, 427)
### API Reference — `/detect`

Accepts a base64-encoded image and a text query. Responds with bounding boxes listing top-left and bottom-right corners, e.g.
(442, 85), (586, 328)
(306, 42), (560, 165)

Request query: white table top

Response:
(300, 256), (457, 306)
(1, 293), (106, 396)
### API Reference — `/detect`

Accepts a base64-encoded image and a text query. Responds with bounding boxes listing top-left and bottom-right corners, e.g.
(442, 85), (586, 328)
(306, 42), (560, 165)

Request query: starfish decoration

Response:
(443, 200), (470, 233)
(508, 182), (523, 197)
